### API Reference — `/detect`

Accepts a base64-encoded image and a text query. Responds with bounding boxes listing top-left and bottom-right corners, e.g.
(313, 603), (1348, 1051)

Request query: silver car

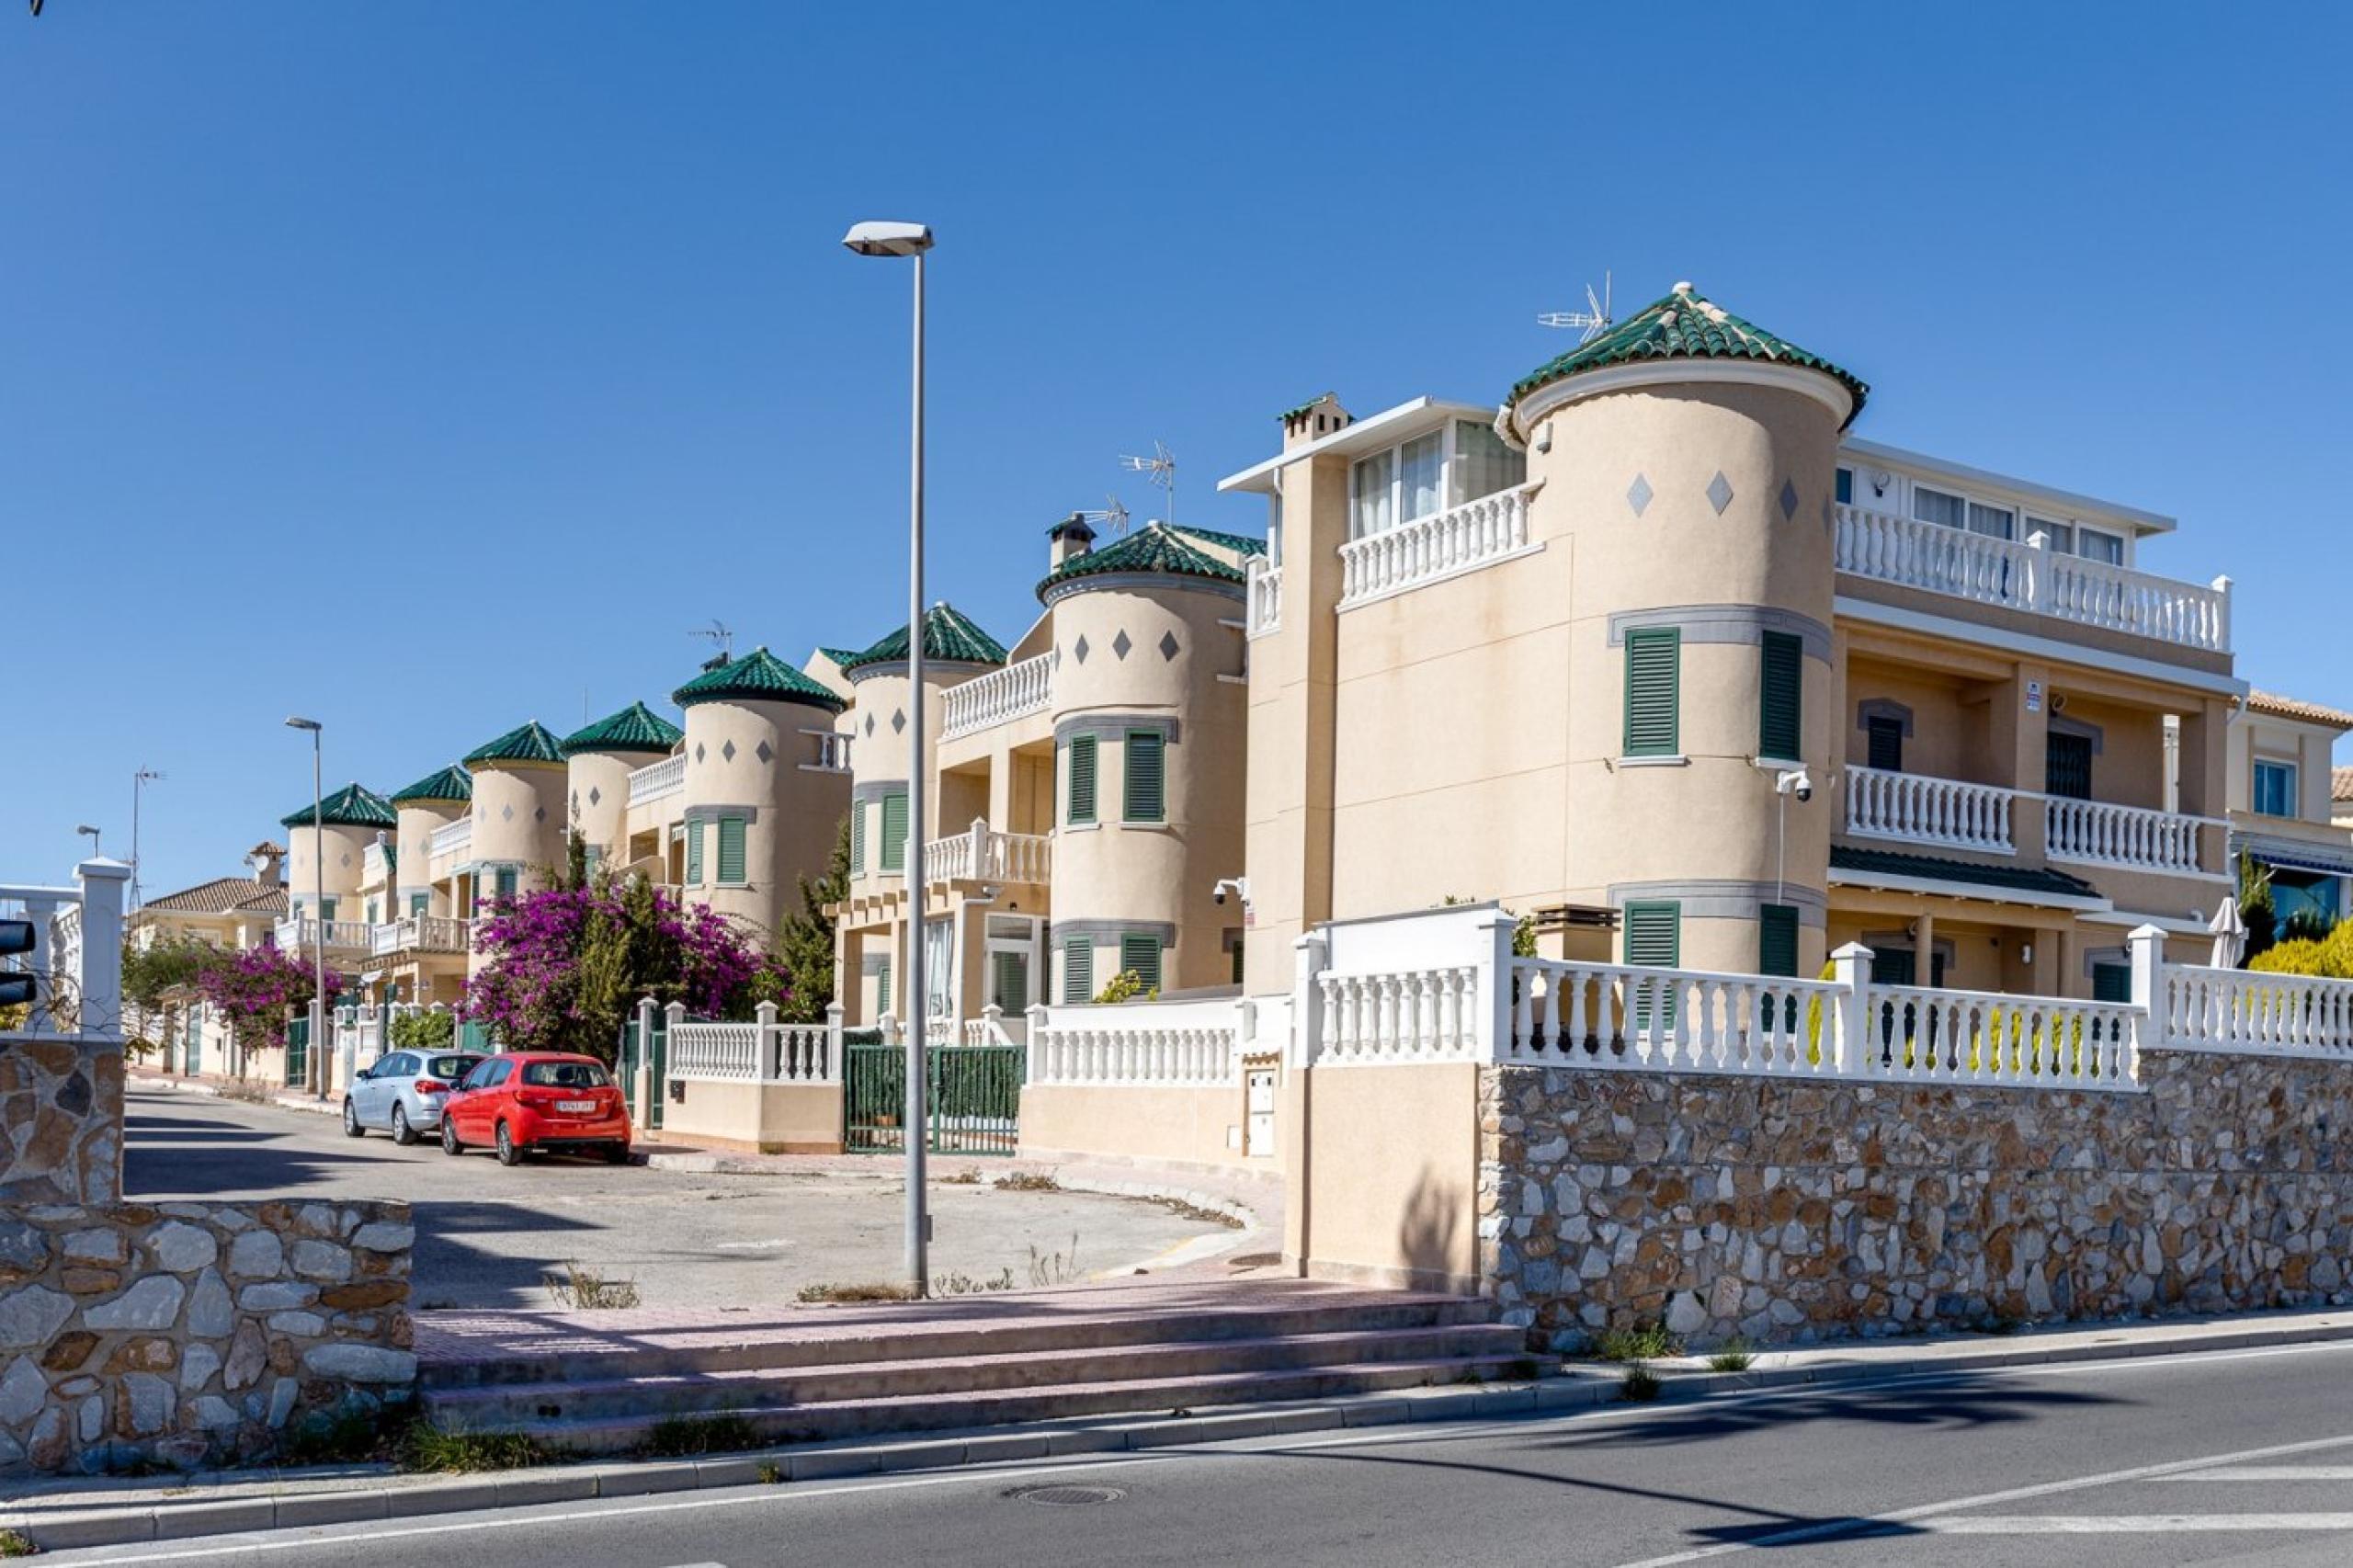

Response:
(343, 1050), (485, 1145)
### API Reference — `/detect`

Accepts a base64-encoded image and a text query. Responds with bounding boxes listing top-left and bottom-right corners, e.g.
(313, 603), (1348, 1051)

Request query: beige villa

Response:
(123, 841), (288, 1078)
(2226, 689), (2353, 930)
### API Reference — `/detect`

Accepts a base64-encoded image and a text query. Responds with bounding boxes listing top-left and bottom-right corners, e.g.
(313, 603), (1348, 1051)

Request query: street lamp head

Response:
(284, 716), (322, 733)
(75, 824), (99, 838)
(842, 221), (934, 258)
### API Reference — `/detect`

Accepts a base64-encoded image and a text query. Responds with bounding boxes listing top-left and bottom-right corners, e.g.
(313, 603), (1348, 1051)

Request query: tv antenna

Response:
(1118, 442), (1176, 527)
(131, 767), (164, 913)
(1538, 271), (1614, 343)
(689, 619), (734, 659)
(1077, 494), (1131, 537)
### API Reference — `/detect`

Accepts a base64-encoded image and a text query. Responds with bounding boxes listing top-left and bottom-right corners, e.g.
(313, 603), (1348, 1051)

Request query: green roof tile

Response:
(560, 701), (683, 758)
(462, 721), (567, 767)
(672, 646), (848, 711)
(840, 604), (1008, 676)
(1510, 282), (1867, 426)
(1036, 522), (1252, 601)
(278, 781), (397, 831)
(816, 646), (862, 668)
(388, 765), (472, 806)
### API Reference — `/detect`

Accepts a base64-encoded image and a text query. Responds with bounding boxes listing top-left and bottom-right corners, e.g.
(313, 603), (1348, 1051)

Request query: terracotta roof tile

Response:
(2246, 690), (2353, 730)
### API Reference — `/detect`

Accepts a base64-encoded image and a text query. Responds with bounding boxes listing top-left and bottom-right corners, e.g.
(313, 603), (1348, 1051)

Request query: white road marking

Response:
(1923, 1515), (2353, 1533)
(2180, 1466), (2353, 1481)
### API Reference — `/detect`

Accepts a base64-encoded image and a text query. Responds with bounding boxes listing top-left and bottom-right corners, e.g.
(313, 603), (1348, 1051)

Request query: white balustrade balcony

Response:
(426, 817), (472, 860)
(274, 916), (371, 952)
(802, 728), (852, 773)
(1337, 482), (1539, 608)
(2044, 796), (2208, 875)
(369, 915), (473, 957)
(1845, 766), (2016, 855)
(361, 844), (392, 886)
(940, 652), (1057, 741)
(1834, 505), (2231, 654)
(925, 819), (1052, 885)
(1245, 558), (1283, 638)
(628, 754), (686, 806)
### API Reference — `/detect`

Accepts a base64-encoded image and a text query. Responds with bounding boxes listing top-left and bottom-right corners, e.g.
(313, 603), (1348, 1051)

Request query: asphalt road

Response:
(121, 1088), (1227, 1310)
(40, 1338), (2353, 1568)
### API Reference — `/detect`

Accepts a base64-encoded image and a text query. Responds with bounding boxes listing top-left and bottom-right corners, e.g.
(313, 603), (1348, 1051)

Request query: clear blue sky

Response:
(6, 2), (2348, 898)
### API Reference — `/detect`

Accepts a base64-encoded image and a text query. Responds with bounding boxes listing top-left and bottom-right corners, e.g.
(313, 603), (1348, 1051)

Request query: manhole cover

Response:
(1007, 1483), (1127, 1507)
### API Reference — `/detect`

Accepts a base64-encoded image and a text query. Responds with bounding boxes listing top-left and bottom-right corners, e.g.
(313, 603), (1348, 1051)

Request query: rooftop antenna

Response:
(131, 767), (164, 913)
(1077, 494), (1131, 537)
(689, 619), (734, 659)
(1118, 442), (1176, 528)
(1538, 270), (1614, 343)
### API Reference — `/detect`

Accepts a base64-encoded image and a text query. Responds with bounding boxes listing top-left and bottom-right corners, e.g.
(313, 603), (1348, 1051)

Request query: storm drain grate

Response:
(1006, 1483), (1127, 1507)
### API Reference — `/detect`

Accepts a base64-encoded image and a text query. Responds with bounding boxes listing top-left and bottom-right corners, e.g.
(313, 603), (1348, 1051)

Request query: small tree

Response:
(768, 815), (849, 1024)
(2240, 854), (2279, 963)
(196, 946), (338, 1074)
(120, 935), (214, 1057)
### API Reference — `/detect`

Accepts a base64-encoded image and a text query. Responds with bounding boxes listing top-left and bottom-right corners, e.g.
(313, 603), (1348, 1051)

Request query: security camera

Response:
(1775, 768), (1813, 803)
(1212, 876), (1249, 907)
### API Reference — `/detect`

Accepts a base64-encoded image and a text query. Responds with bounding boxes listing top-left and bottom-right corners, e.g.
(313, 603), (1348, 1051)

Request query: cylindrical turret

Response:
(385, 766), (471, 918)
(461, 722), (572, 902)
(561, 701), (683, 872)
(278, 783), (395, 926)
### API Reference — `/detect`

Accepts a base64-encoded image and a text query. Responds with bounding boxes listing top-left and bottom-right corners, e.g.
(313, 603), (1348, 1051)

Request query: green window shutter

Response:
(686, 821), (705, 885)
(1067, 735), (1097, 824)
(1623, 899), (1680, 1028)
(1759, 631), (1802, 761)
(1623, 628), (1680, 757)
(991, 950), (1028, 1012)
(409, 892), (427, 917)
(1063, 938), (1093, 1004)
(880, 792), (908, 870)
(1123, 732), (1165, 822)
(318, 897), (337, 922)
(849, 801), (866, 872)
(716, 816), (747, 885)
(1758, 903), (1800, 978)
(2092, 963), (2132, 1004)
(876, 960), (892, 1017)
(1119, 933), (1162, 993)
(494, 867), (518, 899)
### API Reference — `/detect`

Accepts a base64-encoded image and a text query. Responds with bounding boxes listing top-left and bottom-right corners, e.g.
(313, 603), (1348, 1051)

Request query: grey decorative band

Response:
(1606, 604), (1832, 664)
(1608, 879), (1827, 927)
(1041, 572), (1245, 608)
(1049, 919), (1178, 949)
(851, 779), (907, 805)
(683, 804), (760, 824)
(2050, 713), (2106, 755)
(860, 953), (891, 974)
(1055, 714), (1180, 746)
(1856, 698), (1915, 736)
(846, 659), (1001, 685)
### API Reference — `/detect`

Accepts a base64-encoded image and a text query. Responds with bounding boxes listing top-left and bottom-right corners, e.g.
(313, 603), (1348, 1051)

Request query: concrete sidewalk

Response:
(10, 1302), (2353, 1552)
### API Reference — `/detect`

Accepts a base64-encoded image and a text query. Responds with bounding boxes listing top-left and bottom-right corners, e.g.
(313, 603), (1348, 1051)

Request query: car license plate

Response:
(556, 1099), (597, 1114)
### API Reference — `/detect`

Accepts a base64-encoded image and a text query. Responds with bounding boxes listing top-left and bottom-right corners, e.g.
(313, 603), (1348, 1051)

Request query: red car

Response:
(439, 1051), (632, 1166)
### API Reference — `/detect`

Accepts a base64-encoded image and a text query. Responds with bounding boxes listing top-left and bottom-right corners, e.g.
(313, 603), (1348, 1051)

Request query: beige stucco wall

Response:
(568, 749), (666, 867)
(1286, 1061), (1482, 1292)
(393, 801), (461, 914)
(680, 695), (849, 941)
(2230, 712), (2343, 824)
(469, 762), (569, 885)
(284, 822), (372, 915)
(1019, 1082), (1255, 1169)
(659, 1078), (844, 1153)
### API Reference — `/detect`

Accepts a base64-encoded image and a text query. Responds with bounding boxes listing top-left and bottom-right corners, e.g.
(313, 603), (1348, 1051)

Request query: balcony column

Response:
(1988, 660), (2051, 861)
(2177, 696), (2230, 871)
(1913, 912), (1937, 988)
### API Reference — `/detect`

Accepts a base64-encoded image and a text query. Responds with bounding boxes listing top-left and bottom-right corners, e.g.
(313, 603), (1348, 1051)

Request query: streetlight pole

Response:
(287, 717), (326, 1100)
(844, 219), (935, 1296)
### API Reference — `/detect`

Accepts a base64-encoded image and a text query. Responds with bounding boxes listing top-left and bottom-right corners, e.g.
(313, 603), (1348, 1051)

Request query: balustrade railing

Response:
(1245, 558), (1283, 637)
(1313, 967), (1484, 1063)
(1859, 983), (2136, 1087)
(665, 1002), (843, 1085)
(369, 915), (473, 957)
(1028, 1018), (1236, 1086)
(427, 817), (472, 859)
(940, 652), (1056, 740)
(2159, 966), (2353, 1059)
(2044, 796), (2206, 874)
(274, 915), (371, 951)
(1834, 505), (2231, 653)
(1845, 766), (2015, 854)
(1501, 960), (1842, 1076)
(803, 729), (852, 773)
(667, 1020), (759, 1081)
(627, 754), (687, 806)
(1337, 483), (1538, 608)
(925, 820), (1051, 885)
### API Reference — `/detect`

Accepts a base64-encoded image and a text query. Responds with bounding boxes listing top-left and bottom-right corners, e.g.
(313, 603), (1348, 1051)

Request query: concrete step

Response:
(416, 1282), (1492, 1390)
(448, 1353), (1547, 1457)
(422, 1324), (1536, 1426)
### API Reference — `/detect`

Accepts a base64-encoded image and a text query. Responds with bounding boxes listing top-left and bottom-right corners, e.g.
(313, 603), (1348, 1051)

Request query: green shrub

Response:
(390, 1008), (456, 1051)
(1592, 1322), (1683, 1361)
(1092, 969), (1150, 1005)
(1706, 1339), (1755, 1373)
(1619, 1366), (1663, 1402)
(398, 1423), (546, 1473)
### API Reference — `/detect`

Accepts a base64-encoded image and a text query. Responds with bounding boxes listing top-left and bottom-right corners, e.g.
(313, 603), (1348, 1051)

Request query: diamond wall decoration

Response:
(1112, 630), (1133, 661)
(1707, 472), (1735, 516)
(500, 803), (515, 823)
(694, 743), (706, 764)
(755, 740), (773, 764)
(892, 710), (906, 734)
(1073, 634), (1090, 665)
(863, 714), (876, 737)
(1158, 631), (1180, 662)
(1779, 479), (1799, 521)
(533, 806), (546, 823)
(1626, 474), (1654, 517)
(587, 786), (601, 808)
(722, 739), (737, 763)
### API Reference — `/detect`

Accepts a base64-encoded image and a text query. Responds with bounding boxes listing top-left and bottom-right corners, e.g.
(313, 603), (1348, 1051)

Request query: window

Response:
(409, 892), (428, 917)
(1120, 933), (1163, 993)
(1622, 628), (1680, 757)
(1835, 467), (1854, 506)
(2091, 963), (2133, 1004)
(874, 959), (892, 1018)
(1866, 715), (1905, 772)
(318, 897), (337, 923)
(2271, 868), (2342, 927)
(880, 791), (908, 870)
(2254, 760), (2297, 818)
(850, 801), (866, 873)
(2076, 527), (2124, 565)
(686, 821), (705, 884)
(1450, 421), (1525, 505)
(1967, 501), (2014, 540)
(1913, 485), (1966, 529)
(1623, 901), (1680, 1027)
(1399, 431), (1442, 522)
(493, 867), (518, 899)
(1349, 421), (1526, 538)
(715, 816), (747, 885)
(990, 949), (1029, 1012)
(2046, 733), (2093, 801)
(1349, 446), (1395, 538)
(1758, 904), (1800, 978)
(2029, 516), (2075, 553)
(1063, 938), (1093, 1004)
(1124, 731), (1165, 822)
(365, 899), (379, 926)
(522, 1061), (609, 1088)
(1758, 632), (1802, 762)
(1066, 735), (1098, 825)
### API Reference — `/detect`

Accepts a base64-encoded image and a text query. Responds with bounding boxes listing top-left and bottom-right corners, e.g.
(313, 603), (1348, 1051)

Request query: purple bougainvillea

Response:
(196, 944), (340, 1045)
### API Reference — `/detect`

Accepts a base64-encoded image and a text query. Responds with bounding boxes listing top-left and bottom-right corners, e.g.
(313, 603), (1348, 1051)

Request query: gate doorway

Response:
(846, 1042), (1022, 1155)
(619, 1010), (668, 1131)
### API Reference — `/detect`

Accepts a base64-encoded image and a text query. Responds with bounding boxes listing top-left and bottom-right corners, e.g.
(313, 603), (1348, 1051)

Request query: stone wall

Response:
(1481, 1051), (2353, 1349)
(0, 1199), (415, 1473)
(0, 1040), (125, 1204)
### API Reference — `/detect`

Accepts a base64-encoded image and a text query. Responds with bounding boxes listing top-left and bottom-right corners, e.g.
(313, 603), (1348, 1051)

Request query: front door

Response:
(1245, 1068), (1278, 1158)
(2047, 733), (2093, 801)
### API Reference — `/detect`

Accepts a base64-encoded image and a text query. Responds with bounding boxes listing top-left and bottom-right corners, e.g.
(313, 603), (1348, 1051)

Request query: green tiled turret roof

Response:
(1036, 522), (1253, 600)
(388, 765), (472, 806)
(278, 782), (397, 831)
(671, 647), (848, 711)
(816, 646), (862, 668)
(1509, 281), (1868, 426)
(839, 604), (1008, 676)
(463, 720), (566, 767)
(560, 701), (684, 758)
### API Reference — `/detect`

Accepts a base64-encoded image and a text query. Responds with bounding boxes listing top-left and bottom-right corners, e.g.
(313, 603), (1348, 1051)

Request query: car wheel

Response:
(440, 1116), (463, 1155)
(603, 1142), (631, 1165)
(494, 1120), (522, 1167)
(391, 1104), (416, 1147)
(342, 1099), (365, 1138)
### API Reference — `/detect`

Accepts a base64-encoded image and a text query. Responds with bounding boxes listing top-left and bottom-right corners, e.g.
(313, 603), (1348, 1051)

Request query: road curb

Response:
(14, 1312), (2353, 1552)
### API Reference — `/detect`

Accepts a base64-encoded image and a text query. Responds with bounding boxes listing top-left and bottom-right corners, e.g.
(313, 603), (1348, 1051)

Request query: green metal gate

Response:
(458, 1019), (494, 1053)
(182, 1005), (202, 1077)
(619, 1012), (667, 1131)
(845, 1042), (1022, 1156)
(284, 1014), (308, 1087)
